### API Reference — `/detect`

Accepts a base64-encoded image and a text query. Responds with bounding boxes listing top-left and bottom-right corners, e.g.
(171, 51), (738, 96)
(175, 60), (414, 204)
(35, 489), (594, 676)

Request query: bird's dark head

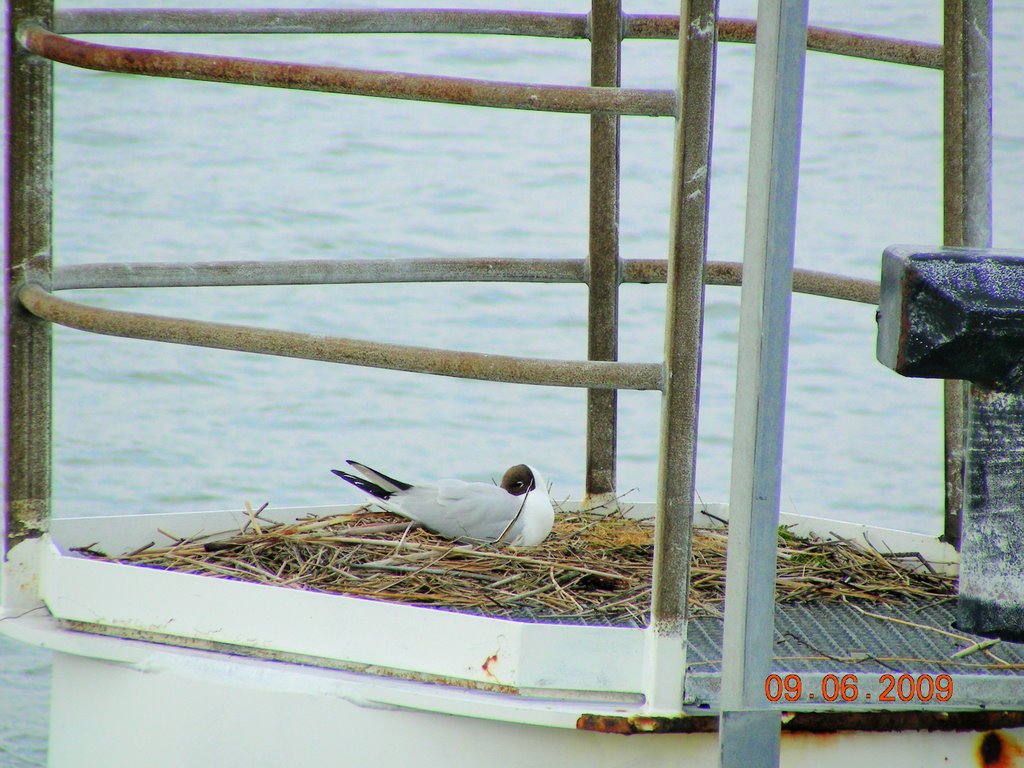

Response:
(500, 464), (535, 496)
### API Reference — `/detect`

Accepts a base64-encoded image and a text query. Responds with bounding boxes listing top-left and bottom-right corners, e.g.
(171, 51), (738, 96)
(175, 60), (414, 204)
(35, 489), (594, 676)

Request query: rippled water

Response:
(3, 0), (1023, 763)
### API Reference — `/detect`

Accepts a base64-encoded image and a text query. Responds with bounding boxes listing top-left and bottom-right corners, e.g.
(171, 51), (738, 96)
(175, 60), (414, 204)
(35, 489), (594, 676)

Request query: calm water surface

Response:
(3, 0), (1023, 763)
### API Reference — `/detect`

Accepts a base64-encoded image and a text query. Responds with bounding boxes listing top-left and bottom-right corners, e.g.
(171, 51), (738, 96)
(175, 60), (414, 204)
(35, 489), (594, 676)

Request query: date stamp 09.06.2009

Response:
(764, 673), (954, 705)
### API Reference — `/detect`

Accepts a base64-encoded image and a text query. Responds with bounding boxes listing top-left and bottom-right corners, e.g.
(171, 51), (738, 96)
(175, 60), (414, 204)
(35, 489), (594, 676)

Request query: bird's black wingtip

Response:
(331, 468), (393, 500)
(344, 460), (413, 492)
(331, 468), (364, 485)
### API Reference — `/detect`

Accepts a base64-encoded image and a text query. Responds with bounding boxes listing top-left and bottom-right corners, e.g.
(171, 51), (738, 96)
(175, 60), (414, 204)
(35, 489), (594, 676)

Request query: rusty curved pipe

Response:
(18, 283), (665, 391)
(19, 24), (677, 116)
(49, 10), (943, 71)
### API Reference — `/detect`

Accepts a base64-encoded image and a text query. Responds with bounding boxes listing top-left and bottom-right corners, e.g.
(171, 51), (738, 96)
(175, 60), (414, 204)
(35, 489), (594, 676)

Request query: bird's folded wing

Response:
(407, 481), (518, 542)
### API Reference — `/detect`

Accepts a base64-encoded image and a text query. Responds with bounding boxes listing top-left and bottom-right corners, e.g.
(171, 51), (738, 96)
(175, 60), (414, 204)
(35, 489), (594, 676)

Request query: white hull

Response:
(25, 627), (1019, 768)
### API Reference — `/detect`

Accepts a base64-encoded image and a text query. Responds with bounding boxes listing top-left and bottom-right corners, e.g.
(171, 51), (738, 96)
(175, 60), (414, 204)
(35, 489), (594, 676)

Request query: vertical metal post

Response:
(945, 0), (997, 632)
(584, 0), (622, 506)
(941, 0), (993, 549)
(3, 0), (53, 602)
(644, 0), (718, 712)
(718, 0), (807, 764)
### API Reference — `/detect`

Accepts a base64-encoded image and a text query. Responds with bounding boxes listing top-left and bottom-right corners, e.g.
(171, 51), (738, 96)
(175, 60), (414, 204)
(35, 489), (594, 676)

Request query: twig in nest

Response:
(952, 637), (1001, 660)
(851, 605), (1012, 666)
(242, 501), (269, 535)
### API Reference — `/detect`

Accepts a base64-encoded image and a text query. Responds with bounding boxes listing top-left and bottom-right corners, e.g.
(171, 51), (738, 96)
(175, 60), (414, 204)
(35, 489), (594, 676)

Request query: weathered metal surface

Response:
(787, 712), (1024, 734)
(721, 708), (782, 766)
(943, 0), (993, 253)
(585, 712), (1024, 737)
(4, 0), (53, 556)
(53, 258), (879, 304)
(625, 16), (942, 69)
(622, 260), (880, 305)
(877, 246), (1024, 639)
(578, 713), (718, 734)
(20, 25), (676, 117)
(52, 9), (943, 71)
(54, 8), (589, 37)
(941, 0), (967, 552)
(720, 0), (808, 764)
(877, 247), (1024, 390)
(580, 710), (1024, 734)
(53, 258), (588, 290)
(624, 260), (880, 304)
(584, 0), (622, 502)
(18, 284), (664, 391)
(644, 0), (717, 715)
(703, 261), (879, 304)
(957, 386), (1024, 638)
(942, 0), (995, 550)
(943, 382), (967, 549)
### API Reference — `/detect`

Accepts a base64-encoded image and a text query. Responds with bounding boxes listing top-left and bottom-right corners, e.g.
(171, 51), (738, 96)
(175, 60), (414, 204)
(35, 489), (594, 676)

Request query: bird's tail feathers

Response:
(345, 460), (412, 493)
(331, 469), (394, 500)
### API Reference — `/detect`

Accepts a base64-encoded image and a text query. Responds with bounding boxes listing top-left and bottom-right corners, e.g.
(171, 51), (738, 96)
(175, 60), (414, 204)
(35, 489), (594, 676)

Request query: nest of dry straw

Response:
(74, 504), (955, 625)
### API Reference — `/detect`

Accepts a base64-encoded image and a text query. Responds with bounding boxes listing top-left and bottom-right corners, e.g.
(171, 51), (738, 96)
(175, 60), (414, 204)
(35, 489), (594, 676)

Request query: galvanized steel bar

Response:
(623, 259), (879, 304)
(644, 0), (717, 714)
(4, 0), (53, 563)
(52, 9), (942, 70)
(718, 0), (808, 764)
(724, 18), (942, 69)
(703, 261), (880, 304)
(941, 0), (993, 549)
(584, 0), (622, 504)
(53, 258), (587, 291)
(53, 258), (879, 304)
(20, 25), (676, 117)
(54, 8), (588, 38)
(18, 284), (663, 391)
(626, 16), (942, 69)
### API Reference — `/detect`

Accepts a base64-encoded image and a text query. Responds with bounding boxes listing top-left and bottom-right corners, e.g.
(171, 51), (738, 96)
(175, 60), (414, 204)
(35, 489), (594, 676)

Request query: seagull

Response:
(331, 460), (554, 547)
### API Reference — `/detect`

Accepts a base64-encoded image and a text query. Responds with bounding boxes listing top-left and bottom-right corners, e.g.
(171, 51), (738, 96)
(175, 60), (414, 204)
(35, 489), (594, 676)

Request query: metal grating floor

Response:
(685, 597), (1024, 676)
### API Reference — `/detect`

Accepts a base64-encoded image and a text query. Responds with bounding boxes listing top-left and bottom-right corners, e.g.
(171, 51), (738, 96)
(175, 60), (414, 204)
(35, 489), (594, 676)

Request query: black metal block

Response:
(877, 245), (1024, 391)
(877, 245), (1024, 638)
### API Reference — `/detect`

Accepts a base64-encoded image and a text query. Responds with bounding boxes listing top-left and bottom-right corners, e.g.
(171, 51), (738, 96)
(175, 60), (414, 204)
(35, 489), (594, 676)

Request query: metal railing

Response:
(3, 2), (985, 765)
(5, 10), (938, 505)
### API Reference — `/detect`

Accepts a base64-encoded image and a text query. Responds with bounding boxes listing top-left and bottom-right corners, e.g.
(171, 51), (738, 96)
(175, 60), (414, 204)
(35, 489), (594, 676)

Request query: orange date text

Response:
(764, 673), (953, 704)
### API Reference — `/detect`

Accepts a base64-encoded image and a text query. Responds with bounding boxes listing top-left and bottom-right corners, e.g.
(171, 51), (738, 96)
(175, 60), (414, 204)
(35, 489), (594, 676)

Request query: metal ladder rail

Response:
(586, 0), (621, 508)
(719, 0), (808, 764)
(942, 0), (994, 548)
